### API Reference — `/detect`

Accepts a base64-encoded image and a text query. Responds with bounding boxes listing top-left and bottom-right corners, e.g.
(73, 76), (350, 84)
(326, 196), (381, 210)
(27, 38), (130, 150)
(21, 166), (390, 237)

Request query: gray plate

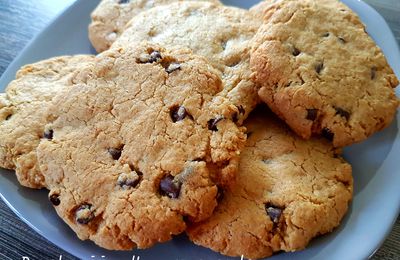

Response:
(0, 0), (399, 259)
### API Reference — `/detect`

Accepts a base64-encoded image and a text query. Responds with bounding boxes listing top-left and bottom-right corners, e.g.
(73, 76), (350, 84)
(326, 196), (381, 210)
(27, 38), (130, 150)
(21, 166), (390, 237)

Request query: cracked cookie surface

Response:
(113, 1), (261, 124)
(37, 43), (246, 250)
(187, 106), (353, 259)
(89, 0), (221, 53)
(0, 55), (94, 188)
(251, 0), (399, 147)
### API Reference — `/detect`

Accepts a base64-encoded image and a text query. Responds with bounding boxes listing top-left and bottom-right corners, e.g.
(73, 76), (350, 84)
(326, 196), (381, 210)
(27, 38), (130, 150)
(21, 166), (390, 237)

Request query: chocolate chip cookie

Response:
(89, 0), (221, 53)
(251, 0), (399, 147)
(0, 55), (94, 188)
(187, 106), (353, 259)
(113, 1), (261, 124)
(37, 43), (246, 250)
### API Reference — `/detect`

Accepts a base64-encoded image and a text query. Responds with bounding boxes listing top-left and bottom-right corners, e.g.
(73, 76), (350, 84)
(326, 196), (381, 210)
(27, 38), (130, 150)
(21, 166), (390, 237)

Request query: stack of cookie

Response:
(0, 0), (398, 259)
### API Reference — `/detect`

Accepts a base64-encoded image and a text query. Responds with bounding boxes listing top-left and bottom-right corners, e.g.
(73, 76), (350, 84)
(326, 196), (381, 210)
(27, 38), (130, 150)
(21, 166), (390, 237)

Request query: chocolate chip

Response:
(221, 40), (227, 50)
(165, 63), (181, 74)
(192, 158), (204, 162)
(139, 51), (162, 63)
(118, 0), (130, 4)
(371, 66), (377, 80)
(208, 117), (224, 131)
(149, 51), (162, 62)
(237, 105), (245, 115)
(232, 105), (245, 123)
(338, 37), (346, 43)
(315, 62), (324, 74)
(108, 147), (122, 160)
(216, 187), (224, 203)
(322, 32), (330, 37)
(182, 215), (190, 223)
(170, 106), (189, 123)
(263, 159), (272, 164)
(117, 171), (141, 189)
(292, 46), (301, 56)
(306, 109), (318, 121)
(322, 128), (334, 141)
(232, 112), (239, 123)
(335, 107), (350, 120)
(265, 203), (283, 223)
(299, 76), (305, 85)
(5, 114), (12, 121)
(285, 81), (294, 88)
(159, 175), (182, 199)
(49, 194), (60, 206)
(76, 204), (94, 224)
(44, 129), (54, 140)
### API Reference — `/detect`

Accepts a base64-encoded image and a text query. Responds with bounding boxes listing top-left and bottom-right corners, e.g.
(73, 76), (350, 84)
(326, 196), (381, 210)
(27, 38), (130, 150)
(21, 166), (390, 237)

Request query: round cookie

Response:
(0, 55), (94, 188)
(89, 0), (222, 53)
(113, 1), (262, 124)
(251, 0), (399, 147)
(37, 43), (246, 250)
(187, 107), (353, 259)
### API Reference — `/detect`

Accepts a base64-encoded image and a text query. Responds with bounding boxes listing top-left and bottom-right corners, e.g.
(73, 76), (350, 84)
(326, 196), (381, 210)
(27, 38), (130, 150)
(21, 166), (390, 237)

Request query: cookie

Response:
(89, 0), (222, 53)
(250, 0), (399, 147)
(36, 43), (246, 250)
(187, 107), (353, 259)
(249, 0), (280, 19)
(113, 1), (261, 124)
(0, 55), (94, 188)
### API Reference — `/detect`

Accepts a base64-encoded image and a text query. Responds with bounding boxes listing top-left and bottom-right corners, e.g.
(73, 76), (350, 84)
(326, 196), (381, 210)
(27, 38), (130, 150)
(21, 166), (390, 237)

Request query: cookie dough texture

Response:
(89, 0), (221, 53)
(113, 1), (261, 124)
(0, 55), (94, 188)
(187, 108), (353, 259)
(37, 43), (246, 250)
(251, 0), (399, 147)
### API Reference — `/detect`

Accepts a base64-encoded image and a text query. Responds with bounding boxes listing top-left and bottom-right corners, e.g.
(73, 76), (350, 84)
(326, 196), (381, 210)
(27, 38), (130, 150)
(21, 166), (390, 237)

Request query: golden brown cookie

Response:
(251, 0), (399, 147)
(187, 106), (353, 259)
(89, 0), (222, 52)
(0, 55), (94, 188)
(113, 1), (262, 124)
(37, 43), (246, 250)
